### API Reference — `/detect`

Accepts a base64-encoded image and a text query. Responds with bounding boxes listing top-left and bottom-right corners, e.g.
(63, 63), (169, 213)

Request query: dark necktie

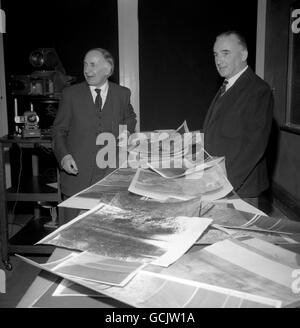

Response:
(219, 79), (228, 97)
(207, 79), (229, 124)
(95, 88), (102, 111)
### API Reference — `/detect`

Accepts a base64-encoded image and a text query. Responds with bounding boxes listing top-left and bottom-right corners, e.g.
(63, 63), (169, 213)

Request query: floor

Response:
(0, 194), (294, 308)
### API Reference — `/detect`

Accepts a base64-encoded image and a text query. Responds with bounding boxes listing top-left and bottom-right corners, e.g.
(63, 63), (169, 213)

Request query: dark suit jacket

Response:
(52, 81), (137, 196)
(203, 67), (273, 198)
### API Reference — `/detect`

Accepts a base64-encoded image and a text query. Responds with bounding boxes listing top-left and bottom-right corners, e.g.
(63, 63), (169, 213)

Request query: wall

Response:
(2, 0), (119, 82)
(138, 0), (258, 131)
(264, 0), (300, 203)
(2, 0), (258, 134)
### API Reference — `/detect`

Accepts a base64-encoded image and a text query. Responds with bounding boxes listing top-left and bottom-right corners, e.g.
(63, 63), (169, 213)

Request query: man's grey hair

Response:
(88, 47), (114, 77)
(217, 31), (248, 50)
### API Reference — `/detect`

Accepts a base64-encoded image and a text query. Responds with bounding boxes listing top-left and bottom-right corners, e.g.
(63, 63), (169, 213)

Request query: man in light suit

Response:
(52, 48), (136, 222)
(203, 31), (273, 205)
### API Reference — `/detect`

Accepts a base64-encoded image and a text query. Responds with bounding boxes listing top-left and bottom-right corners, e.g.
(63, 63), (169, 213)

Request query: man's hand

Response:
(61, 154), (79, 175)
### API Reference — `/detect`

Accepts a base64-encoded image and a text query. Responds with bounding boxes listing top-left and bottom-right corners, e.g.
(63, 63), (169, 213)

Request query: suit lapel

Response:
(204, 68), (253, 129)
(107, 82), (118, 122)
(97, 82), (118, 135)
(82, 82), (98, 115)
(106, 82), (120, 136)
(203, 89), (222, 129)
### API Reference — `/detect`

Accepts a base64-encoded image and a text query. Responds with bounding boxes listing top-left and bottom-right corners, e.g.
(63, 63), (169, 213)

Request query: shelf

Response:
(1, 135), (52, 147)
(280, 125), (300, 135)
(6, 176), (59, 202)
(9, 218), (55, 255)
(6, 193), (59, 202)
(12, 95), (61, 102)
(0, 135), (62, 266)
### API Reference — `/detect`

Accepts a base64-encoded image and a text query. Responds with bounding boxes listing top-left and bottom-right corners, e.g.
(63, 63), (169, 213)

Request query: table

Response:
(0, 135), (63, 270)
(16, 247), (124, 308)
(15, 167), (300, 308)
(17, 239), (300, 308)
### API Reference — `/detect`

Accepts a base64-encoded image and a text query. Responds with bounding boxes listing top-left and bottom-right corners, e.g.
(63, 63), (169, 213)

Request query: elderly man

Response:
(52, 48), (136, 221)
(203, 31), (273, 205)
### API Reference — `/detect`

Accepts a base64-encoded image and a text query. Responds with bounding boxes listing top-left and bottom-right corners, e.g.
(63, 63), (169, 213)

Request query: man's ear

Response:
(241, 49), (248, 62)
(105, 63), (112, 76)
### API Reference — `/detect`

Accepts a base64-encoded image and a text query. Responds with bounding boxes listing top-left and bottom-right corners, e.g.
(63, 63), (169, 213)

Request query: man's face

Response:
(213, 34), (247, 79)
(83, 50), (111, 87)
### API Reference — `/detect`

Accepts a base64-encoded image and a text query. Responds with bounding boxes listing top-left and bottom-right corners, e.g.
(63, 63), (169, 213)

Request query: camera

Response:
(15, 110), (41, 138)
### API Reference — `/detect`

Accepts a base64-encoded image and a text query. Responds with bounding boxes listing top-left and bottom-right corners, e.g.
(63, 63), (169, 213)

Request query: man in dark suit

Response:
(203, 31), (273, 205)
(52, 48), (136, 222)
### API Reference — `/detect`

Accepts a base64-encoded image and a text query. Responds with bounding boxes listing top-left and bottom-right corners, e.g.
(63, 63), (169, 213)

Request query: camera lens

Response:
(27, 114), (37, 123)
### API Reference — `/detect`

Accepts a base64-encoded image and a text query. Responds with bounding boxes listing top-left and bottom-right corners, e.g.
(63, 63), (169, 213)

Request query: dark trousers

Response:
(243, 197), (259, 209)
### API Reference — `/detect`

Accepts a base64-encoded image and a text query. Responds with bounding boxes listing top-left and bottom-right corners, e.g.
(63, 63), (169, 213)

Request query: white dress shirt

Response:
(226, 65), (248, 92)
(89, 80), (109, 110)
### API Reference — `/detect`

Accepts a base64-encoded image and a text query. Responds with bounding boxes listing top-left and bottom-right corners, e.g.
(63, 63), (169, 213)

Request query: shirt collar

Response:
(226, 65), (248, 90)
(90, 80), (109, 94)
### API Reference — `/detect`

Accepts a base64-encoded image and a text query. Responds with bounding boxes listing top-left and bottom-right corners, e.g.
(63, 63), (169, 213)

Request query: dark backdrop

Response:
(138, 0), (258, 131)
(2, 0), (258, 132)
(2, 0), (119, 82)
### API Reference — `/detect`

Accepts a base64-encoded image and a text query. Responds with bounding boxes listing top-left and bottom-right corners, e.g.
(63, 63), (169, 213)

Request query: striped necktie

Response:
(219, 79), (228, 97)
(207, 79), (229, 123)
